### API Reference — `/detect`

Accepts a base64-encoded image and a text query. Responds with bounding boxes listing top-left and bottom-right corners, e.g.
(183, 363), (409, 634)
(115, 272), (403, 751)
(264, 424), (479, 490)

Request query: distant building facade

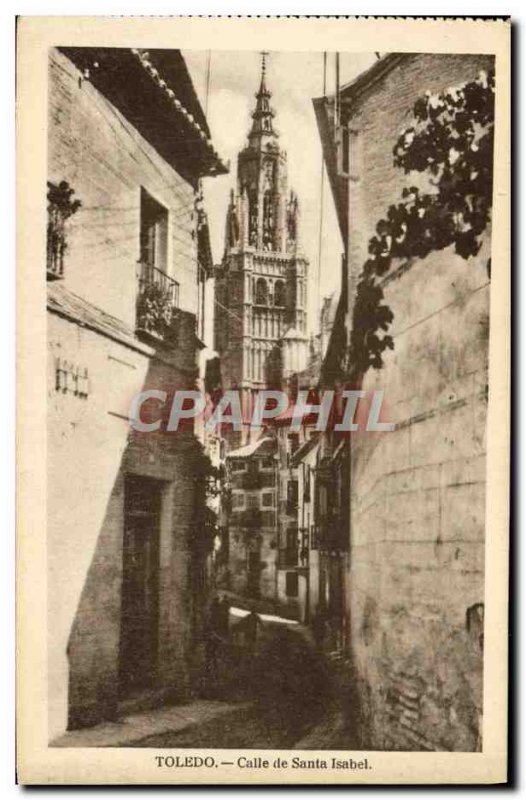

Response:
(223, 437), (278, 601)
(47, 46), (227, 739)
(221, 308), (339, 620)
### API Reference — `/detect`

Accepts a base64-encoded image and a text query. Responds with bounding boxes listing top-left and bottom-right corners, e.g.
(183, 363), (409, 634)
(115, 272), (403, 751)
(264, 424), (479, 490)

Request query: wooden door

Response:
(119, 475), (162, 697)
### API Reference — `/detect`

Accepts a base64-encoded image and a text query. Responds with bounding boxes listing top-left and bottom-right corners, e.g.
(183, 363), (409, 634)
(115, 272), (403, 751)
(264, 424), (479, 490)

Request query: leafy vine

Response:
(347, 69), (495, 382)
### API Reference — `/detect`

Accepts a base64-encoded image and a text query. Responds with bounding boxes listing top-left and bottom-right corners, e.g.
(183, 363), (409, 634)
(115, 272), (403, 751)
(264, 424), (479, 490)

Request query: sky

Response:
(182, 49), (376, 335)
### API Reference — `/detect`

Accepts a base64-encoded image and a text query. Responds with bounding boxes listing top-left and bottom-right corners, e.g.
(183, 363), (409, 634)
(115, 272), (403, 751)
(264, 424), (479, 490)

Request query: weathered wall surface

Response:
(345, 54), (492, 751)
(48, 309), (202, 739)
(229, 526), (278, 600)
(47, 48), (205, 739)
(227, 456), (278, 600)
(48, 48), (199, 324)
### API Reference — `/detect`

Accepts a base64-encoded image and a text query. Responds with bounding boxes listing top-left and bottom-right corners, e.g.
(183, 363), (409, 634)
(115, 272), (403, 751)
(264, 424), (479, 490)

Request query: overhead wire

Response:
(316, 52), (328, 327)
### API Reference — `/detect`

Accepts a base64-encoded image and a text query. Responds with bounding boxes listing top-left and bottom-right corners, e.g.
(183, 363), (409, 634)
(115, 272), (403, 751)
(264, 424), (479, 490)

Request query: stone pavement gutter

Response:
(51, 700), (251, 748)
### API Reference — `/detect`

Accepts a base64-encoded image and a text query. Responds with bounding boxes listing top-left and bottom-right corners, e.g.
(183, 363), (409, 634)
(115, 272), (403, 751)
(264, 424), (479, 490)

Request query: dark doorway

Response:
(119, 475), (162, 698)
(247, 549), (261, 597)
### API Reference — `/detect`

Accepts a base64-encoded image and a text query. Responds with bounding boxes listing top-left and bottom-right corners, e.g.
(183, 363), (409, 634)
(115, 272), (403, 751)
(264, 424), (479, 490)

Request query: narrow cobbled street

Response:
(130, 705), (302, 749)
(129, 605), (359, 749)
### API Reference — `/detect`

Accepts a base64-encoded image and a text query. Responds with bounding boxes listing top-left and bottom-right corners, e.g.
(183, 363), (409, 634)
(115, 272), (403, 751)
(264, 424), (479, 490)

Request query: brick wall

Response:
(344, 54), (492, 751)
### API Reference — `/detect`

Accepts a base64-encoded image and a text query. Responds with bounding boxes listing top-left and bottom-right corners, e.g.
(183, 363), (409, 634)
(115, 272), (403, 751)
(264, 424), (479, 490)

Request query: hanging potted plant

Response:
(136, 281), (174, 338)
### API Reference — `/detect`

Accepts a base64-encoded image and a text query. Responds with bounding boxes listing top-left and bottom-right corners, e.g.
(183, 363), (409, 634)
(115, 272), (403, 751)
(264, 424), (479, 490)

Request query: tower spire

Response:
(249, 51), (277, 143)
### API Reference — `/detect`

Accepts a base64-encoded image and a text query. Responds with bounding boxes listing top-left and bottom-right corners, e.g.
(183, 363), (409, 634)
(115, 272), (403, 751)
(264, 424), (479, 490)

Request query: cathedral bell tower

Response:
(215, 53), (309, 446)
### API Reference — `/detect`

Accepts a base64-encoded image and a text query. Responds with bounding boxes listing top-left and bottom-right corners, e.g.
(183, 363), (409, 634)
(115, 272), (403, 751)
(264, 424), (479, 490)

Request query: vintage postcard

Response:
(16, 15), (510, 785)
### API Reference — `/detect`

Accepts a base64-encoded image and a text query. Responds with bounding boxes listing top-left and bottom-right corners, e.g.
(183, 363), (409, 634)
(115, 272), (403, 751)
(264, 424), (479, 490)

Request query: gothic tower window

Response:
(255, 277), (268, 306)
(262, 190), (275, 251)
(274, 280), (286, 307)
(248, 191), (258, 247)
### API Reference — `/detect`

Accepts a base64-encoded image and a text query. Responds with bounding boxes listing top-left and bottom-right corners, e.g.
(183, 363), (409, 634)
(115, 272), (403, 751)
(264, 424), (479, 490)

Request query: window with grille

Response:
(261, 492), (274, 508)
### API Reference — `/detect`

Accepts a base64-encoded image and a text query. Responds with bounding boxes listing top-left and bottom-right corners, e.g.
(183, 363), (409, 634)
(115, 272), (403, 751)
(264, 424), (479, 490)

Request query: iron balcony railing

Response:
(237, 508), (263, 530)
(277, 548), (299, 569)
(241, 470), (275, 490)
(136, 261), (180, 338)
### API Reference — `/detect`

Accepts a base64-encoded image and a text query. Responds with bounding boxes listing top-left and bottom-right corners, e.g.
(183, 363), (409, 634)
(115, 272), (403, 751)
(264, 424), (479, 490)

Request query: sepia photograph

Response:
(16, 15), (510, 785)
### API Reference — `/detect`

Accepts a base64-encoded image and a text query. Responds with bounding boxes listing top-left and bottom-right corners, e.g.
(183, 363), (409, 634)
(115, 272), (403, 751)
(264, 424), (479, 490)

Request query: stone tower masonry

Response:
(214, 54), (309, 447)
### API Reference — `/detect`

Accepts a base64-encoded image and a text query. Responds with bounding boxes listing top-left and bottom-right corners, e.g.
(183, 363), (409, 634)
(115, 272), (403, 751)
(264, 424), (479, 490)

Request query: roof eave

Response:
(58, 47), (229, 182)
(339, 53), (408, 110)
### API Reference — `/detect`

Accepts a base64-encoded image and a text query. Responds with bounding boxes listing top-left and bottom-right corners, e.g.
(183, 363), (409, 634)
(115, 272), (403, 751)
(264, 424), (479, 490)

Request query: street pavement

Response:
(54, 605), (359, 749)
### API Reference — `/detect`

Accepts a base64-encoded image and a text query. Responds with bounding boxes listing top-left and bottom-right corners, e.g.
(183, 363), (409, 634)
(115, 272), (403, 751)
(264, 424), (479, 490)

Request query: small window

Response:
(318, 485), (328, 516)
(287, 480), (298, 513)
(261, 492), (274, 508)
(140, 188), (168, 272)
(286, 527), (298, 551)
(259, 457), (275, 471)
(230, 460), (246, 473)
(303, 465), (311, 503)
(286, 571), (298, 597)
(247, 494), (259, 510)
(232, 492), (245, 509)
(310, 524), (319, 550)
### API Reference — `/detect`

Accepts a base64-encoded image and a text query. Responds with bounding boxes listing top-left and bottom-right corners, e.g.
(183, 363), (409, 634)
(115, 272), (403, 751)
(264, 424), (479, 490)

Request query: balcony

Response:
(277, 548), (299, 569)
(136, 261), (180, 339)
(237, 508), (263, 530)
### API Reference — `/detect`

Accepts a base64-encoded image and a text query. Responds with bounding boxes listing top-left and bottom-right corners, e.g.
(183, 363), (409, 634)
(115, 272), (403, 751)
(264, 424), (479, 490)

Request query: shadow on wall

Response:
(57, 330), (211, 733)
(66, 467), (126, 729)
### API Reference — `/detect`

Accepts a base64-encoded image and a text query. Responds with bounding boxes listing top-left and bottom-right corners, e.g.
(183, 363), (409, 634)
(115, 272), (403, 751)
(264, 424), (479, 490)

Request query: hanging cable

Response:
(316, 52), (328, 327)
(205, 50), (212, 117)
(335, 52), (341, 128)
(214, 297), (244, 325)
